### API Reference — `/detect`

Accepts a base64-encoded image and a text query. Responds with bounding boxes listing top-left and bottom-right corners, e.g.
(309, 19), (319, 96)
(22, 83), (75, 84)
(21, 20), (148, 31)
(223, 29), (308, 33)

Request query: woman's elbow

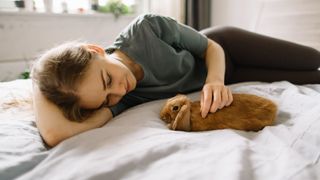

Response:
(40, 128), (64, 147)
(205, 39), (224, 57)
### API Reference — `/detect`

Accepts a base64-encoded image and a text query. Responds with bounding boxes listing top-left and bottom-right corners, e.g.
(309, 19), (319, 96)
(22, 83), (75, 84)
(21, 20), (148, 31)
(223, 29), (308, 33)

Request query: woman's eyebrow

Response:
(100, 69), (106, 90)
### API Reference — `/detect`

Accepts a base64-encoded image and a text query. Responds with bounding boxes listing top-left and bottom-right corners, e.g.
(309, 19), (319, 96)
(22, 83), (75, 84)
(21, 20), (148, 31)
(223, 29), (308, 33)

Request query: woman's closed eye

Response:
(101, 69), (112, 90)
(105, 73), (112, 106)
(99, 69), (112, 108)
(106, 72), (112, 88)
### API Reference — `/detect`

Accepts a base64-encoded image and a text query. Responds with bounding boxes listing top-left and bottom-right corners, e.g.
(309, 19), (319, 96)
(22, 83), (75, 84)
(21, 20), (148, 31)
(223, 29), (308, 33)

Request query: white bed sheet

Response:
(1, 80), (318, 180)
(0, 80), (48, 180)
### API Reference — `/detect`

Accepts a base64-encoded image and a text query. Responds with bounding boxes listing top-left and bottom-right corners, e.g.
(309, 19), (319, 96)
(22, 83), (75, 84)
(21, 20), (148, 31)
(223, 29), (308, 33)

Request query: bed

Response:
(1, 78), (320, 180)
(1, 0), (320, 177)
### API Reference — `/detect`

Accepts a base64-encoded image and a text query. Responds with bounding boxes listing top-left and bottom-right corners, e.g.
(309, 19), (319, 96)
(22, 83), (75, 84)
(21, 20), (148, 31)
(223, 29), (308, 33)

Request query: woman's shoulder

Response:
(134, 13), (174, 25)
(120, 14), (156, 33)
(136, 13), (161, 21)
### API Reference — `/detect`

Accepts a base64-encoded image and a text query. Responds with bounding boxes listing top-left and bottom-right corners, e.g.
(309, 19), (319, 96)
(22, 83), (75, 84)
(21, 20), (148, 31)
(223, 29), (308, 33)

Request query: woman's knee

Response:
(201, 26), (243, 39)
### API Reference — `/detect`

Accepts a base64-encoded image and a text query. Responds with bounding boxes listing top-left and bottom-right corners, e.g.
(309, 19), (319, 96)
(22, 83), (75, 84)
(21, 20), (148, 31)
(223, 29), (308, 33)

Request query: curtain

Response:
(185, 0), (211, 31)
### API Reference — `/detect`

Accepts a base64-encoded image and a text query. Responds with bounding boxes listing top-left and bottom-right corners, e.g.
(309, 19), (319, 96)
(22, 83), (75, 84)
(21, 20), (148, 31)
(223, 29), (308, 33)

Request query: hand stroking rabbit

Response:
(160, 94), (277, 132)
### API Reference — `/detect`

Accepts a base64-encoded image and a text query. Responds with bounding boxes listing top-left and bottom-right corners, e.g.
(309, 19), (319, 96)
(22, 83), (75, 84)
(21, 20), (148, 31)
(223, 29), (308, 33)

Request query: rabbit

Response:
(160, 94), (277, 132)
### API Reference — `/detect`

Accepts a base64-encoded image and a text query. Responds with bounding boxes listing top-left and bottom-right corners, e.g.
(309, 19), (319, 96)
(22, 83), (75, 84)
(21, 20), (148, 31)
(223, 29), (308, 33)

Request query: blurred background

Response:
(0, 0), (319, 81)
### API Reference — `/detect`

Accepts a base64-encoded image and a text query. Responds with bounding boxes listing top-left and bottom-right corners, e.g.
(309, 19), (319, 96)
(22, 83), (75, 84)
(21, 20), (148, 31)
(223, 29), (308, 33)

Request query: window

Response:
(0, 0), (184, 22)
(36, 0), (136, 14)
(0, 0), (137, 15)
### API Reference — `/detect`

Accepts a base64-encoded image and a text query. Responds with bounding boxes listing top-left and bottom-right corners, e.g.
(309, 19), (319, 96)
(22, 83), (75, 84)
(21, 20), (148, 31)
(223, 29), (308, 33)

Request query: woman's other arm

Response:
(200, 39), (233, 118)
(32, 83), (112, 147)
(141, 15), (233, 117)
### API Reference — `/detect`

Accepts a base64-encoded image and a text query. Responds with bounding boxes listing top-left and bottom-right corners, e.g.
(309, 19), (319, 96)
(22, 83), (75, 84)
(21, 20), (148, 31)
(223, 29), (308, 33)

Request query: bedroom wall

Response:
(211, 0), (320, 51)
(0, 0), (185, 82)
(255, 0), (320, 51)
(0, 12), (135, 81)
(211, 0), (264, 31)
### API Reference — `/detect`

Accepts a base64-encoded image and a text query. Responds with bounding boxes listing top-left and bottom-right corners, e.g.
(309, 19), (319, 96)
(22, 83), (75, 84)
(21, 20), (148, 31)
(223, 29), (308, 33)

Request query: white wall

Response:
(210, 0), (320, 51)
(255, 0), (320, 51)
(148, 0), (185, 22)
(0, 12), (136, 81)
(211, 0), (264, 31)
(0, 1), (185, 82)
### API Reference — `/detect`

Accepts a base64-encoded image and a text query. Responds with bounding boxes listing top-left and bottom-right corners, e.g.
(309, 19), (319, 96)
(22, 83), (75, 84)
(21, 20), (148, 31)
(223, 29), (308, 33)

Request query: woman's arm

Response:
(200, 39), (233, 118)
(32, 83), (112, 147)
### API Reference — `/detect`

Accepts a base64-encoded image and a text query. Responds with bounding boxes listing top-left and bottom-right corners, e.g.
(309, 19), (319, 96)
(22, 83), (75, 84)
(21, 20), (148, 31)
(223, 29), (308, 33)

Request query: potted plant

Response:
(98, 0), (133, 19)
(14, 0), (25, 9)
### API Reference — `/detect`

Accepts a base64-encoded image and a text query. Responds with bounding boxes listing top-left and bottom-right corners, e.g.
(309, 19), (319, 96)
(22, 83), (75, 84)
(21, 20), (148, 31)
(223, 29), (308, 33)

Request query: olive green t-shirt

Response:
(106, 14), (208, 117)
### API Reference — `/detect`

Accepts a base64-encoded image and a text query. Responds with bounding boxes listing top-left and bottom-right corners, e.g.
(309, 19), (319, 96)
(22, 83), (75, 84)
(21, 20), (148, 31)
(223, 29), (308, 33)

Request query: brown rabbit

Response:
(160, 94), (277, 132)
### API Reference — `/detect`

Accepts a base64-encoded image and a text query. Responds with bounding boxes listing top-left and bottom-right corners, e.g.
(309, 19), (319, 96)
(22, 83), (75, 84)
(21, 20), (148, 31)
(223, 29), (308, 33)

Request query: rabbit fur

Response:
(160, 94), (277, 132)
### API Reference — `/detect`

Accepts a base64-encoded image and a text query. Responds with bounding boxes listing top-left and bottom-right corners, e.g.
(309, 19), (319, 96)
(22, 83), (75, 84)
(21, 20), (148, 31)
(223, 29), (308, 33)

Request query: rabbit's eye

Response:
(172, 105), (179, 111)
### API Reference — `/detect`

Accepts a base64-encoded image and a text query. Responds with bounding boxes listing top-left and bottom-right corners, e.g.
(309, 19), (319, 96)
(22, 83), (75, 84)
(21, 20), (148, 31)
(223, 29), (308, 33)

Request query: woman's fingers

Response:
(217, 87), (228, 109)
(200, 84), (233, 118)
(200, 86), (212, 118)
(226, 87), (233, 106)
(210, 88), (221, 113)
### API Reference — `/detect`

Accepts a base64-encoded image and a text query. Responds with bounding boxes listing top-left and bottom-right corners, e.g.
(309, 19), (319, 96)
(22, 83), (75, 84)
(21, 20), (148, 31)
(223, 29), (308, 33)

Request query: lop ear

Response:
(172, 103), (191, 131)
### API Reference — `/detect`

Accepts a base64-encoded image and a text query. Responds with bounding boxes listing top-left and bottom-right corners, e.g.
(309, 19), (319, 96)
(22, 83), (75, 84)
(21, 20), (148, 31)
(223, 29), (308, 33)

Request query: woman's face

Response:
(76, 52), (137, 109)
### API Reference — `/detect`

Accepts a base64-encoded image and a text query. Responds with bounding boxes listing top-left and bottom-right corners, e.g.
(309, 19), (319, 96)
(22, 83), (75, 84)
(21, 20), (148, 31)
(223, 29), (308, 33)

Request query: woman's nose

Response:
(107, 82), (127, 106)
(109, 81), (126, 97)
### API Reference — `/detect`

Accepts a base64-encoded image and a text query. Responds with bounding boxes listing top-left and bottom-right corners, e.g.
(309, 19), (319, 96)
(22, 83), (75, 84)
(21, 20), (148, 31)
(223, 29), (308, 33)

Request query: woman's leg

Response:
(201, 26), (320, 84)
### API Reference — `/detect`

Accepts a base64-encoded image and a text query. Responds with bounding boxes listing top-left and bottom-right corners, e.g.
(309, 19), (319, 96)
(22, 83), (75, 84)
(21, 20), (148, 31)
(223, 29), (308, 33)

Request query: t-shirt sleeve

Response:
(109, 101), (129, 117)
(143, 14), (208, 58)
(109, 93), (146, 117)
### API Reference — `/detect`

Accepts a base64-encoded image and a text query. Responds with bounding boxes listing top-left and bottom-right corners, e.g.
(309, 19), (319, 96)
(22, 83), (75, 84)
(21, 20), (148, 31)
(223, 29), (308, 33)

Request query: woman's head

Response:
(32, 42), (93, 121)
(32, 42), (137, 122)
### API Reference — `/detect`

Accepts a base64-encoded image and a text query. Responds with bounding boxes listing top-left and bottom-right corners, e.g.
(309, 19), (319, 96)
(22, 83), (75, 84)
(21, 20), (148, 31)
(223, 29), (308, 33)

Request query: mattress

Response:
(1, 79), (320, 180)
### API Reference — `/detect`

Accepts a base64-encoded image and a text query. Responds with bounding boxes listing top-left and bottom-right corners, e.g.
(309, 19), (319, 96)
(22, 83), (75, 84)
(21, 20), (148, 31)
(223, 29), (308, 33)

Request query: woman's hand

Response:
(200, 81), (233, 118)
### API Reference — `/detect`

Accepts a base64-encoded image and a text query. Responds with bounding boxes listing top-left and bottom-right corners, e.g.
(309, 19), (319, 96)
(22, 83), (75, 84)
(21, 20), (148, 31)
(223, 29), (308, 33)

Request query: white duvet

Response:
(1, 80), (320, 180)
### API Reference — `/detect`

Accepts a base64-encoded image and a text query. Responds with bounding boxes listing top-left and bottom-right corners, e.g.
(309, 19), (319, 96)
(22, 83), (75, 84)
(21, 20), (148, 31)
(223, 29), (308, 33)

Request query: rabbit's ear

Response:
(172, 103), (191, 131)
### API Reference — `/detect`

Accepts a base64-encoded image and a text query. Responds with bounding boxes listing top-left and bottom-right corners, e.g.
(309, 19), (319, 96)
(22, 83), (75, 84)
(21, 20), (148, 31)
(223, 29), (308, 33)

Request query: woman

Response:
(32, 14), (320, 147)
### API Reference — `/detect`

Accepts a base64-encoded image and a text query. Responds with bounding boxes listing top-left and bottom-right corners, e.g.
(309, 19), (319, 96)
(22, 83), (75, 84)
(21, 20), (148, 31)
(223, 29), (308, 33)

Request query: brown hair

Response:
(31, 42), (97, 122)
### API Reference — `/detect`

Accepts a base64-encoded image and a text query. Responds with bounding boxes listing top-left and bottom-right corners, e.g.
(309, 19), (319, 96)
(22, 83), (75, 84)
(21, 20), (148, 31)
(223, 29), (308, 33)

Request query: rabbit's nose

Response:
(161, 115), (171, 123)
(160, 114), (166, 120)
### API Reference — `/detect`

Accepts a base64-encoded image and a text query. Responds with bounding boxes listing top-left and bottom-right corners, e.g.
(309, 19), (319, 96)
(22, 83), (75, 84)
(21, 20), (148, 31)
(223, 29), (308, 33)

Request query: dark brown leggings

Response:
(201, 26), (320, 85)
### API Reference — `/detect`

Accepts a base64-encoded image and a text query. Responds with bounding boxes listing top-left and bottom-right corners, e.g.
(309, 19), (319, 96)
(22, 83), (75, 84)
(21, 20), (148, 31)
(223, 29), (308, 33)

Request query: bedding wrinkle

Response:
(239, 142), (255, 180)
(289, 106), (320, 165)
(88, 144), (182, 180)
(0, 80), (48, 180)
(275, 110), (291, 125)
(289, 164), (319, 180)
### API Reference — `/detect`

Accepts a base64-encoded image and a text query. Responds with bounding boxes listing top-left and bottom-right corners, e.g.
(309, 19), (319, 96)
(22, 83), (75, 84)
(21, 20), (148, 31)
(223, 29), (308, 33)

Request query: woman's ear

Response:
(85, 44), (105, 56)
